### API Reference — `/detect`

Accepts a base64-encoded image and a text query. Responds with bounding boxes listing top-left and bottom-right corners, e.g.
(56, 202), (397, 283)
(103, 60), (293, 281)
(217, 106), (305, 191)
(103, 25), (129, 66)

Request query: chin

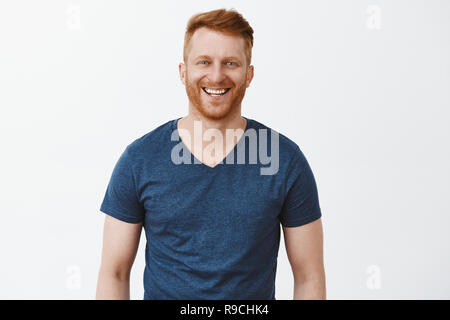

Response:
(197, 104), (233, 120)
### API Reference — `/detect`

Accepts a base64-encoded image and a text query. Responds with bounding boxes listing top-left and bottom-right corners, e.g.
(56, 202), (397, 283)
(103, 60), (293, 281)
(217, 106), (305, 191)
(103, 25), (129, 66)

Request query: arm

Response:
(96, 214), (143, 300)
(283, 218), (326, 300)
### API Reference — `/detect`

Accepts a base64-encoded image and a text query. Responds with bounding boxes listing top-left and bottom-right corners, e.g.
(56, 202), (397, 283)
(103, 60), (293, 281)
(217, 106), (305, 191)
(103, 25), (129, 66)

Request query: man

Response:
(96, 8), (325, 300)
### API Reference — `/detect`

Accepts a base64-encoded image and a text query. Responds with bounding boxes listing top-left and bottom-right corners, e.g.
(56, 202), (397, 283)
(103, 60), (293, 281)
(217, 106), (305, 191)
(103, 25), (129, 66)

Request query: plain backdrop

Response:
(0, 0), (449, 299)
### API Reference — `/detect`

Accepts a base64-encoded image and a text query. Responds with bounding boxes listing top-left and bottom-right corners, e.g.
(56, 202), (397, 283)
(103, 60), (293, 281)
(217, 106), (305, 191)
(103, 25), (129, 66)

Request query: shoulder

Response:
(248, 118), (306, 166)
(124, 118), (176, 160)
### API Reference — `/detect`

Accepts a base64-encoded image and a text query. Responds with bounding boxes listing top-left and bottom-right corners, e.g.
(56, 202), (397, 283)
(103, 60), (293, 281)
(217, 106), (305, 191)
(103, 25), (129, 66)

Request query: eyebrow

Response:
(194, 55), (242, 63)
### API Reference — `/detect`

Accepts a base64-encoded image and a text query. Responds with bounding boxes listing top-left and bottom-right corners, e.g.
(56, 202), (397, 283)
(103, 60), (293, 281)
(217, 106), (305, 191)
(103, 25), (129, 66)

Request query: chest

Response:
(138, 163), (285, 235)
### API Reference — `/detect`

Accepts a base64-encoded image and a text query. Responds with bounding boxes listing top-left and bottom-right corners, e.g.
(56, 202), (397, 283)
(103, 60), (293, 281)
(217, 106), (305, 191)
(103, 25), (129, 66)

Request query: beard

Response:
(185, 69), (247, 120)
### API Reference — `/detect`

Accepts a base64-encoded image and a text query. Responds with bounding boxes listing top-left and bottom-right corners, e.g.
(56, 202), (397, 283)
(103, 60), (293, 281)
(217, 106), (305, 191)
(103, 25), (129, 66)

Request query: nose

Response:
(206, 63), (227, 84)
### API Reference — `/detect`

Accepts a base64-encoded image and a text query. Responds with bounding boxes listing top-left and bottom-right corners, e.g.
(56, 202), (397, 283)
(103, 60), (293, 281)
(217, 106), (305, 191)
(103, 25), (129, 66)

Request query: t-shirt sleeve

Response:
(99, 145), (145, 224)
(279, 146), (322, 228)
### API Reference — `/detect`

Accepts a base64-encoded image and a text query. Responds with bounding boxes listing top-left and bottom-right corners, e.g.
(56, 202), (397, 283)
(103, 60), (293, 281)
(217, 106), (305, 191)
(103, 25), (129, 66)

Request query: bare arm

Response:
(96, 214), (143, 300)
(283, 218), (326, 300)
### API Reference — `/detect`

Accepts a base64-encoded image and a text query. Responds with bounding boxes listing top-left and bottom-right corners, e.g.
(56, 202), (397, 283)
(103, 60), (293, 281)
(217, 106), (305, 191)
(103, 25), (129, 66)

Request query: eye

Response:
(199, 60), (209, 65)
(226, 61), (236, 66)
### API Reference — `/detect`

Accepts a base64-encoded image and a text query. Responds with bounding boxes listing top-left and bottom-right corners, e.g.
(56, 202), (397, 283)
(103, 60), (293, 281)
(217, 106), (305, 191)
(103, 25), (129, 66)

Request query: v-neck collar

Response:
(172, 116), (251, 170)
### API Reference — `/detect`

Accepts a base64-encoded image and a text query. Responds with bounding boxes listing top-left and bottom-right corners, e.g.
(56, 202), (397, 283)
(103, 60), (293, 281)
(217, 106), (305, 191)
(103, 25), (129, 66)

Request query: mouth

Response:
(202, 87), (231, 98)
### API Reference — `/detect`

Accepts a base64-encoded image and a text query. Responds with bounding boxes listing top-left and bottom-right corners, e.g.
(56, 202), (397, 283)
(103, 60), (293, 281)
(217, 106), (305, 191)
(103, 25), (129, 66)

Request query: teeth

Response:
(204, 88), (228, 95)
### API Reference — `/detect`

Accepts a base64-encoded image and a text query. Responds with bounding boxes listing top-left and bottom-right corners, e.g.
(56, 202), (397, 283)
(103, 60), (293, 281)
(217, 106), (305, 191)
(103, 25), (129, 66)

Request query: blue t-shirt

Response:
(100, 117), (322, 300)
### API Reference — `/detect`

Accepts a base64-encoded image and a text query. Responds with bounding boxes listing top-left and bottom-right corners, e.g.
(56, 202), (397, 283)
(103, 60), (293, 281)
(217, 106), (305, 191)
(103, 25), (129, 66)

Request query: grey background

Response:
(0, 0), (449, 299)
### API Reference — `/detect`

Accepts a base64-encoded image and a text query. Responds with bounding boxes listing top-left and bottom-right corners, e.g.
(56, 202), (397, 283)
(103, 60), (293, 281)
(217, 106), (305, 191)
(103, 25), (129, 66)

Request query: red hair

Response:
(183, 8), (254, 65)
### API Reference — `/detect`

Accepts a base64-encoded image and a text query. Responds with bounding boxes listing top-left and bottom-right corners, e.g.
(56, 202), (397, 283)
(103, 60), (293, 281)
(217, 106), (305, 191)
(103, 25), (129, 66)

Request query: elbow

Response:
(292, 265), (326, 285)
(98, 264), (131, 282)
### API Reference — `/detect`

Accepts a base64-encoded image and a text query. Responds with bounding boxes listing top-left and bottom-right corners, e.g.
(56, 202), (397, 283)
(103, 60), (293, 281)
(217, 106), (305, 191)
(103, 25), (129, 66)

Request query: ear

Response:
(246, 65), (254, 88)
(179, 62), (186, 85)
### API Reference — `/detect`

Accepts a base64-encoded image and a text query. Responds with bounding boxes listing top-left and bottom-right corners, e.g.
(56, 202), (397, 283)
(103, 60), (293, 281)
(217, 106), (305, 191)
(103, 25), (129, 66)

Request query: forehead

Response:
(187, 27), (246, 61)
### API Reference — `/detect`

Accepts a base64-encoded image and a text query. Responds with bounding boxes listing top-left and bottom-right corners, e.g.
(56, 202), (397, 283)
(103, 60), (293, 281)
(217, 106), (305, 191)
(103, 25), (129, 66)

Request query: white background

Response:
(0, 0), (449, 299)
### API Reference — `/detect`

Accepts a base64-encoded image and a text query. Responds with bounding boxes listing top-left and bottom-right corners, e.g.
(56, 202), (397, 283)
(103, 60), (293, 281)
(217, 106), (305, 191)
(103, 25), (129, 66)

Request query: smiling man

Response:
(96, 8), (326, 300)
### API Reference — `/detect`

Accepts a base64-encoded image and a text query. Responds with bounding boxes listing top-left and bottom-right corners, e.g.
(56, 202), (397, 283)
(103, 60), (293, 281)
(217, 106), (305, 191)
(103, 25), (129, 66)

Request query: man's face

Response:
(179, 27), (254, 120)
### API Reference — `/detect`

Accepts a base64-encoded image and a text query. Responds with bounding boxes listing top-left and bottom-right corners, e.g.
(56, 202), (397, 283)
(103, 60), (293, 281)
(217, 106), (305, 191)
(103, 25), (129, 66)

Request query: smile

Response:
(202, 87), (231, 97)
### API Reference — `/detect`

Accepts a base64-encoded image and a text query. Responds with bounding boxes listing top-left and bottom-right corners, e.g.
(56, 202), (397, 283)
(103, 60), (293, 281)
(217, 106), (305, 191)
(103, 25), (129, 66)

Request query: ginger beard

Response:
(184, 67), (248, 120)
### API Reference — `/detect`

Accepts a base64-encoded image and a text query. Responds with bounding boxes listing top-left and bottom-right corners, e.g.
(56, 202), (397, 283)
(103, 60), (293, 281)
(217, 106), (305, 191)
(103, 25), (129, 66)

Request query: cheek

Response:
(233, 74), (247, 87)
(235, 70), (248, 82)
(186, 69), (203, 83)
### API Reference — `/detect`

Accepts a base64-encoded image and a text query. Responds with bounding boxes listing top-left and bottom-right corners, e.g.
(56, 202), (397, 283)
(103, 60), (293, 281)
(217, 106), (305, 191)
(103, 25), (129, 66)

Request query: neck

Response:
(176, 103), (248, 167)
(180, 103), (246, 135)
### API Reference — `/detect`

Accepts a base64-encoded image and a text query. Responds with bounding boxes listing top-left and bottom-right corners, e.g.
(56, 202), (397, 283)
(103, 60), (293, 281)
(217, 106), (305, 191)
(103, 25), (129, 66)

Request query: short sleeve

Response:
(99, 145), (145, 223)
(279, 147), (322, 228)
